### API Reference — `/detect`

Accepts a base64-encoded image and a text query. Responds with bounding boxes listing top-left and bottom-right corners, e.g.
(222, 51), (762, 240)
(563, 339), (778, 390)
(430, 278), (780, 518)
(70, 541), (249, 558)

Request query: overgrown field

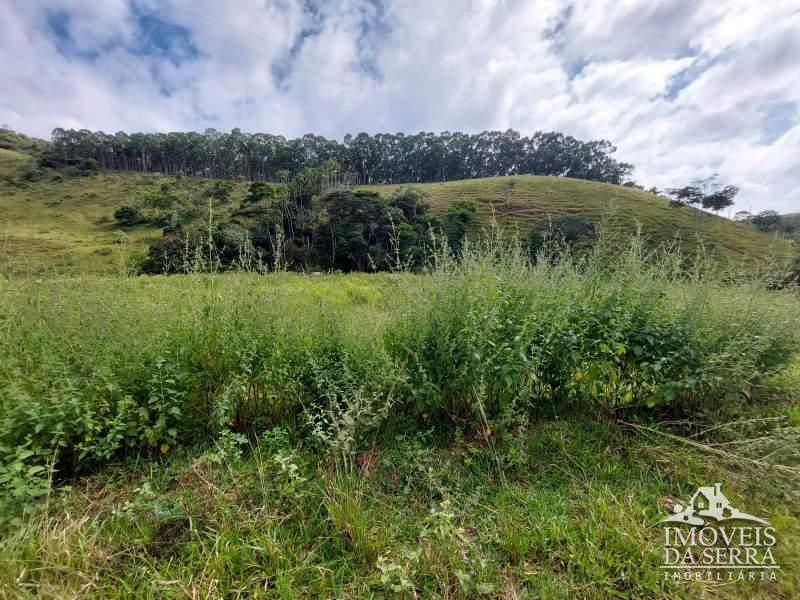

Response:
(1, 236), (799, 597)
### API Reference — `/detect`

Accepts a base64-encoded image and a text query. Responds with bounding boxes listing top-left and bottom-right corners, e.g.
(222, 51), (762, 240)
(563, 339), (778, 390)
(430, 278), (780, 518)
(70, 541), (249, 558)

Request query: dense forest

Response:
(48, 128), (634, 185)
(133, 180), (489, 275)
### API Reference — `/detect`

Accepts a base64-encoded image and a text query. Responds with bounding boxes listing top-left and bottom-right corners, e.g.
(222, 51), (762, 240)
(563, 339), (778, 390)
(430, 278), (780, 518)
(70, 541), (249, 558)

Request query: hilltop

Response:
(0, 145), (794, 276)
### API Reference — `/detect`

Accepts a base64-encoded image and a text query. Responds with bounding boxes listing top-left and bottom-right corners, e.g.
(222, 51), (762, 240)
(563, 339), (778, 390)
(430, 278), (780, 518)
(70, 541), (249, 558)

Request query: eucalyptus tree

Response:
(49, 127), (634, 185)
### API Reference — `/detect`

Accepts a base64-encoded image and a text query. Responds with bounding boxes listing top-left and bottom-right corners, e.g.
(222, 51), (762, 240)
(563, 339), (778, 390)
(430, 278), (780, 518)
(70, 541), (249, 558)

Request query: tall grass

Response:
(0, 230), (798, 519)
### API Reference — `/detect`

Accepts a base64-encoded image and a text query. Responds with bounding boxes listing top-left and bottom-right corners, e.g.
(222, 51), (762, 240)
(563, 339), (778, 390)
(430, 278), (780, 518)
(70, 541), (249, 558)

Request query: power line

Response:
(89, 0), (391, 99)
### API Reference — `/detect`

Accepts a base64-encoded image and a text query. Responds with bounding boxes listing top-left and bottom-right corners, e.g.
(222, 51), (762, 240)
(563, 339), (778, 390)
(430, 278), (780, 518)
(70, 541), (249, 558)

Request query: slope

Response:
(359, 177), (794, 267)
(0, 148), (793, 276)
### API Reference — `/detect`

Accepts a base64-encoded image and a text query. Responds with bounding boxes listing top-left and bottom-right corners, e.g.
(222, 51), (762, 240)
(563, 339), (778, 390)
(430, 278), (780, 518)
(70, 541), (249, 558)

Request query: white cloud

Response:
(0, 0), (798, 212)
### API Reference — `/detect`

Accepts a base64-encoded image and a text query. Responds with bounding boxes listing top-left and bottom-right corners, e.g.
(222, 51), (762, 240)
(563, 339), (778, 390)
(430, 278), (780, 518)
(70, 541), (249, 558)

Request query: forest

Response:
(47, 127), (634, 185)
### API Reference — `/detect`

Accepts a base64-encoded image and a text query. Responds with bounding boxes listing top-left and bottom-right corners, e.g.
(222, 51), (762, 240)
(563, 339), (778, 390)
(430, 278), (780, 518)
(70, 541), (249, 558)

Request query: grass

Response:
(1, 146), (799, 596)
(1, 234), (799, 598)
(358, 176), (794, 266)
(0, 169), (206, 277)
(2, 405), (798, 598)
(0, 147), (793, 276)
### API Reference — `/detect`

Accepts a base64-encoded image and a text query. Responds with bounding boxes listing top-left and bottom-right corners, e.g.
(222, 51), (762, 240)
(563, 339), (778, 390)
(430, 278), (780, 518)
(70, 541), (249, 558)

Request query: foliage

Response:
(0, 127), (50, 156)
(736, 209), (790, 234)
(1, 231), (797, 519)
(143, 186), (443, 274)
(241, 181), (274, 205)
(113, 205), (143, 226)
(207, 180), (233, 203)
(666, 174), (739, 213)
(442, 200), (477, 252)
(1, 409), (798, 598)
(1, 143), (792, 277)
(48, 126), (634, 184)
(316, 190), (398, 271)
(527, 214), (597, 255)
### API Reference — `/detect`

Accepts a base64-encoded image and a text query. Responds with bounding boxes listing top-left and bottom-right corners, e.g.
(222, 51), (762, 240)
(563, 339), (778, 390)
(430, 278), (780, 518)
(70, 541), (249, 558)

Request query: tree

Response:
(528, 215), (596, 256)
(665, 184), (704, 208)
(242, 182), (274, 205)
(113, 205), (142, 226)
(443, 200), (477, 251)
(386, 186), (438, 266)
(48, 127), (635, 186)
(666, 175), (738, 213)
(701, 185), (738, 212)
(315, 190), (398, 271)
(749, 210), (783, 233)
(208, 180), (234, 203)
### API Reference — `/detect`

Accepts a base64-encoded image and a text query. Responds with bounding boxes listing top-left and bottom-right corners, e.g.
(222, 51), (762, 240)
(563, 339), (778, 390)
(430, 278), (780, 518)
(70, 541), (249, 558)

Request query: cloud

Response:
(0, 0), (798, 212)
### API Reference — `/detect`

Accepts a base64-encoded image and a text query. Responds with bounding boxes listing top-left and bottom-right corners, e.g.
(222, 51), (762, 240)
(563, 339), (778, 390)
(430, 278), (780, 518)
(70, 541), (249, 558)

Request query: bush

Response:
(20, 164), (44, 182)
(207, 180), (234, 203)
(528, 215), (596, 256)
(113, 205), (142, 226)
(387, 234), (798, 423)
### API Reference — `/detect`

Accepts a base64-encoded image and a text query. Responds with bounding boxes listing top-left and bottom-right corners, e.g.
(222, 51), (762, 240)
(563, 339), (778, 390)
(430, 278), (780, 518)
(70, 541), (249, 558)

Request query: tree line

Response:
(48, 127), (634, 185)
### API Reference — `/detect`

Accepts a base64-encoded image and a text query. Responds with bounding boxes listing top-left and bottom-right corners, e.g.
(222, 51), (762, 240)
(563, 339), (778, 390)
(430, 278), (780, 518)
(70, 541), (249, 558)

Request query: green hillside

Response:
(782, 212), (800, 240)
(0, 148), (793, 276)
(359, 177), (794, 266)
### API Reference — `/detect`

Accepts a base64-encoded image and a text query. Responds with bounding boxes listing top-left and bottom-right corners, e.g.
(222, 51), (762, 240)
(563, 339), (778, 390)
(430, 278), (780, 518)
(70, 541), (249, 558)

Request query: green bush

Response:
(387, 234), (798, 423)
(113, 205), (142, 226)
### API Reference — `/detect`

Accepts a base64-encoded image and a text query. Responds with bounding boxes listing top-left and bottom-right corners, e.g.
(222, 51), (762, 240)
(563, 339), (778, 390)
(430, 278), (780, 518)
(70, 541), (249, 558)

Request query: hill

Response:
(0, 148), (794, 276)
(359, 178), (794, 265)
(782, 212), (800, 240)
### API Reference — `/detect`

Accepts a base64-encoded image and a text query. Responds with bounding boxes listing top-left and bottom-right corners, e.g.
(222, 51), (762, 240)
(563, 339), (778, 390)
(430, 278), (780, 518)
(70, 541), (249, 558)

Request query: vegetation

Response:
(2, 141), (793, 277)
(666, 174), (739, 213)
(1, 231), (799, 597)
(47, 127), (634, 184)
(2, 129), (800, 597)
(737, 210), (798, 238)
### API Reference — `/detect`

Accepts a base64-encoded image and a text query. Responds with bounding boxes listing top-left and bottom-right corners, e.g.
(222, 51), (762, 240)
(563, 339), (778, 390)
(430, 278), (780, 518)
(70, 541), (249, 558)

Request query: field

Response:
(2, 145), (800, 598)
(0, 147), (793, 277)
(1, 232), (799, 598)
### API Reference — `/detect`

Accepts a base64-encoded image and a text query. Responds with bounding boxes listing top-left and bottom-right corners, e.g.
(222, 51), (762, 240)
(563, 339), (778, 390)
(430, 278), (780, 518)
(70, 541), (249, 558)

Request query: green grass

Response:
(1, 236), (799, 598)
(1, 148), (799, 597)
(0, 147), (793, 276)
(358, 177), (794, 267)
(0, 169), (232, 277)
(2, 404), (798, 598)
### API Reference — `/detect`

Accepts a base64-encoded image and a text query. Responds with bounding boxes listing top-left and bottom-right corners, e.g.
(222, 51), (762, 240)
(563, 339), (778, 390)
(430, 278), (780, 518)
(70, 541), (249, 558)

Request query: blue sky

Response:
(1, 0), (799, 213)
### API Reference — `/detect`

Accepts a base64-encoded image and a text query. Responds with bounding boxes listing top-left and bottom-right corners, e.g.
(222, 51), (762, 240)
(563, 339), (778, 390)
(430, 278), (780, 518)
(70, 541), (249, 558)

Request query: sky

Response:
(1, 0), (798, 214)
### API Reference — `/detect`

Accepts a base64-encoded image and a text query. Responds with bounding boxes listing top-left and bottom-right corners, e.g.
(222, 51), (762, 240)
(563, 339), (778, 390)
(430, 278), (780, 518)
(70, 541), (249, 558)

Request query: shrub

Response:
(387, 233), (798, 424)
(207, 180), (234, 203)
(113, 205), (142, 226)
(528, 215), (596, 256)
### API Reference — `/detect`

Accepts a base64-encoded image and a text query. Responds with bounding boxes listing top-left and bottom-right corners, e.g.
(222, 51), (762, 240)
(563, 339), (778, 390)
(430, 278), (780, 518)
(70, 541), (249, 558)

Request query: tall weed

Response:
(0, 230), (797, 520)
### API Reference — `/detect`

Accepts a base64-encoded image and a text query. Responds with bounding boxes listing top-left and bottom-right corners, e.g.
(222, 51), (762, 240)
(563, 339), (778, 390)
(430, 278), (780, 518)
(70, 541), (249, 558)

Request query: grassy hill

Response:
(0, 148), (794, 276)
(782, 212), (800, 240)
(359, 177), (794, 266)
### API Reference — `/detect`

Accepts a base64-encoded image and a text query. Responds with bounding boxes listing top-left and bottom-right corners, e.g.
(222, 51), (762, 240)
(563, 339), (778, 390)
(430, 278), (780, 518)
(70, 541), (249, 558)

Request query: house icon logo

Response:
(660, 482), (778, 584)
(661, 483), (768, 526)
